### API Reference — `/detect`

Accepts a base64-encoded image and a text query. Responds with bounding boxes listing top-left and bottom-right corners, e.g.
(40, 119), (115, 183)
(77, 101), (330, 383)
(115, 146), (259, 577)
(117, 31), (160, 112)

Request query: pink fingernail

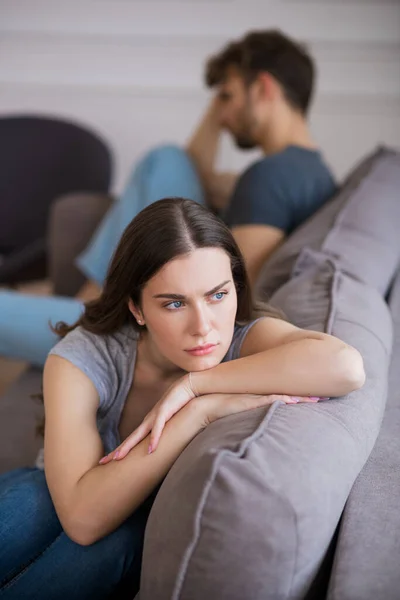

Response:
(113, 450), (120, 460)
(148, 444), (153, 454)
(99, 456), (107, 464)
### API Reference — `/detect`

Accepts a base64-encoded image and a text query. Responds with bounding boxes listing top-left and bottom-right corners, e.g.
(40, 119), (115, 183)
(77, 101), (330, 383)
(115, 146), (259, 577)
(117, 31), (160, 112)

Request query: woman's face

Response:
(133, 247), (238, 373)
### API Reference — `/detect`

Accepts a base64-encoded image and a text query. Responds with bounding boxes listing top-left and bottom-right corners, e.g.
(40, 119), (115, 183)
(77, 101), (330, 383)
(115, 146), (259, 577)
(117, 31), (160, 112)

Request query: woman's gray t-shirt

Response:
(47, 320), (261, 456)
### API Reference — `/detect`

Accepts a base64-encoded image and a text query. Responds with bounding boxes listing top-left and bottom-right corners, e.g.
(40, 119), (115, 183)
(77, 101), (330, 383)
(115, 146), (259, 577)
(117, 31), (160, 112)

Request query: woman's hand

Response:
(99, 374), (197, 464)
(99, 383), (324, 464)
(197, 393), (319, 427)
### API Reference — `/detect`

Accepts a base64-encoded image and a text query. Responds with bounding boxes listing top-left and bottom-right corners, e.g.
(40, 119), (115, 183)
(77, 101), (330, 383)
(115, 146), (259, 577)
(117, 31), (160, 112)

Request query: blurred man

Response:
(188, 30), (336, 284)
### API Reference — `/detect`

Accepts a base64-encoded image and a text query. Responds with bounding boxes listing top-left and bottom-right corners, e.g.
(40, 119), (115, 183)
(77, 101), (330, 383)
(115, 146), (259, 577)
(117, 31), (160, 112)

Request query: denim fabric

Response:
(0, 468), (155, 599)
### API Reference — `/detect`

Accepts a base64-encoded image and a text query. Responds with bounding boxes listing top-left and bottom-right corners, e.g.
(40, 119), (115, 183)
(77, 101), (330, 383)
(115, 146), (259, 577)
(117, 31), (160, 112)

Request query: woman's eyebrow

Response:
(153, 280), (231, 300)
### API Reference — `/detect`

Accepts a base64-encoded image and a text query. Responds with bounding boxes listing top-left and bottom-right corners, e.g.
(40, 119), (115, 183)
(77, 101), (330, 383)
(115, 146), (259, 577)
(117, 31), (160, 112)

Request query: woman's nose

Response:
(191, 307), (212, 337)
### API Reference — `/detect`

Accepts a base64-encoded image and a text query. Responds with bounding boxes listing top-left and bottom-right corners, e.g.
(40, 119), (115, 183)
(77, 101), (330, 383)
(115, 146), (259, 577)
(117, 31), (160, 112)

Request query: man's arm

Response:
(186, 98), (238, 211)
(231, 225), (285, 287)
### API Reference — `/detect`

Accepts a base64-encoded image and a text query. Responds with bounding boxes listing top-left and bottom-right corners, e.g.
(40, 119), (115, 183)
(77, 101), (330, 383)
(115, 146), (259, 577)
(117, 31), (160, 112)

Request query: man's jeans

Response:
(0, 146), (205, 366)
(0, 468), (156, 599)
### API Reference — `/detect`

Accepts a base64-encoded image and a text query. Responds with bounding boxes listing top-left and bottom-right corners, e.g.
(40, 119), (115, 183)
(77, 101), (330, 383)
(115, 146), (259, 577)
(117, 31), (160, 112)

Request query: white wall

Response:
(1, 0), (399, 192)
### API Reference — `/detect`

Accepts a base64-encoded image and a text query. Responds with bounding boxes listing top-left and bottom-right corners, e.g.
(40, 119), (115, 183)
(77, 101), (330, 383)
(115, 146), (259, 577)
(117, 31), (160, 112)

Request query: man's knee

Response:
(142, 144), (193, 172)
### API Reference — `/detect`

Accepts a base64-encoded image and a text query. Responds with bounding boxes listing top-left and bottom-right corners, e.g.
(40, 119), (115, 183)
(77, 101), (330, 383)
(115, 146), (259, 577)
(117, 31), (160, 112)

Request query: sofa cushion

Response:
(139, 254), (392, 600)
(256, 146), (400, 300)
(326, 267), (400, 600)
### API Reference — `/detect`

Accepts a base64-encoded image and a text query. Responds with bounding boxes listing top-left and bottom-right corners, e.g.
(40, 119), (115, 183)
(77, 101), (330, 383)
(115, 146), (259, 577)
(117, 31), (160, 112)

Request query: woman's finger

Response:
(116, 421), (152, 459)
(289, 396), (324, 403)
(148, 417), (166, 454)
(99, 446), (120, 465)
(99, 420), (150, 464)
(99, 449), (120, 465)
(284, 395), (328, 404)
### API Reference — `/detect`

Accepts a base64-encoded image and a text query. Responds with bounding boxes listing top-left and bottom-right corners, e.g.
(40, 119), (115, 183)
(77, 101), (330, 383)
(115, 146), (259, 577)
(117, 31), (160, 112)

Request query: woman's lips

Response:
(185, 343), (218, 356)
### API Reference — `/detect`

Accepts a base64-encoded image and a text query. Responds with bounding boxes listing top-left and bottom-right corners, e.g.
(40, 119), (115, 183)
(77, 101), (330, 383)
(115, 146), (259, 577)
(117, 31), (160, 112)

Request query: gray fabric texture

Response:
(327, 267), (400, 600)
(48, 320), (259, 457)
(256, 146), (400, 300)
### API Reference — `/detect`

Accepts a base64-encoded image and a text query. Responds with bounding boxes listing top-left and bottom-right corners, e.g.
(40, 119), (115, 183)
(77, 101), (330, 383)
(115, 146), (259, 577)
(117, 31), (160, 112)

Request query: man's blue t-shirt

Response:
(224, 145), (336, 234)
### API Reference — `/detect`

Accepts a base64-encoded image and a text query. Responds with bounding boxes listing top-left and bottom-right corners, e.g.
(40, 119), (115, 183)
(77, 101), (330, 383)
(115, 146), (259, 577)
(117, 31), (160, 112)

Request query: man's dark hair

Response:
(205, 30), (315, 115)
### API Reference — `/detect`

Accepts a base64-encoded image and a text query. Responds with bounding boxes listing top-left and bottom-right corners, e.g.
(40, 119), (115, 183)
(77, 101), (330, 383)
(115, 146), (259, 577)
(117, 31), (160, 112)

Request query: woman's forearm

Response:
(192, 338), (365, 399)
(68, 402), (204, 545)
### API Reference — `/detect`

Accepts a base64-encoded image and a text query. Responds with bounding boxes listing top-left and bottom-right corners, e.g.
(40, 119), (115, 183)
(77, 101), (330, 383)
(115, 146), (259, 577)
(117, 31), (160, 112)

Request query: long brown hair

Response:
(37, 198), (282, 437)
(53, 197), (282, 339)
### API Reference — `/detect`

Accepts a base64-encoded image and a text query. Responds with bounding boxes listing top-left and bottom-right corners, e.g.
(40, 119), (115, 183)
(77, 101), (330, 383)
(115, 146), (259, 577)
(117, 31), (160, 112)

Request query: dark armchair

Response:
(0, 115), (112, 284)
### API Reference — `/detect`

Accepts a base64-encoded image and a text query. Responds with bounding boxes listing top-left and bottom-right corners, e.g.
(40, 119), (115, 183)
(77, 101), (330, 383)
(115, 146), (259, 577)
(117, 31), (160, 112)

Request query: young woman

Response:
(0, 198), (365, 599)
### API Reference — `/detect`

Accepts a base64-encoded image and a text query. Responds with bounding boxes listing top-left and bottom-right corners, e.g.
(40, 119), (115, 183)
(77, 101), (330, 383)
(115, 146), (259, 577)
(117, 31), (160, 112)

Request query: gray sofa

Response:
(1, 147), (399, 600)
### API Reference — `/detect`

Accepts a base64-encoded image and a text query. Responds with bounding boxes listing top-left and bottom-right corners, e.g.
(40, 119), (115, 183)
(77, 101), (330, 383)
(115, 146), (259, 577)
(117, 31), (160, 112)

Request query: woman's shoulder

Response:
(47, 323), (139, 405)
(50, 323), (138, 357)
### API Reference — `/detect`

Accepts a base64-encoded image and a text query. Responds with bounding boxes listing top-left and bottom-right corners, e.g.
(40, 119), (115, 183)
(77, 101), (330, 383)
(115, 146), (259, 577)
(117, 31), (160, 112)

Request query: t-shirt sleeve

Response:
(223, 318), (264, 362)
(225, 161), (293, 232)
(48, 328), (113, 408)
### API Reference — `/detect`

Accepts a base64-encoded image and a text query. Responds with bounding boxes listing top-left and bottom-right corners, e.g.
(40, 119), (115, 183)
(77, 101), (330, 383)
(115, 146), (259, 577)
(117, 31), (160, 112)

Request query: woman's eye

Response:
(212, 291), (227, 302)
(165, 301), (183, 310)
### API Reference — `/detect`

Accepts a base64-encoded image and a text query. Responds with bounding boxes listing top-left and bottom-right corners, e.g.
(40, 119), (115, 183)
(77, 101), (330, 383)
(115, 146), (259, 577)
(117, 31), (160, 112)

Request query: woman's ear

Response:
(128, 299), (145, 326)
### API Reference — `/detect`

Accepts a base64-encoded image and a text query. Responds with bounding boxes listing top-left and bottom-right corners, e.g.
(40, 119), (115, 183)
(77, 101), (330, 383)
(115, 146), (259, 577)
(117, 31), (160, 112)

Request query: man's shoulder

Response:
(241, 146), (334, 197)
(226, 145), (336, 231)
(246, 146), (327, 174)
(236, 153), (288, 195)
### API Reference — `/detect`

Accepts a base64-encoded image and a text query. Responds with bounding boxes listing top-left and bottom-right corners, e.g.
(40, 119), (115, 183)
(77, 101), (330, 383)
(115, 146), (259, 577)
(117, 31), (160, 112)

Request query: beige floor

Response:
(0, 279), (52, 395)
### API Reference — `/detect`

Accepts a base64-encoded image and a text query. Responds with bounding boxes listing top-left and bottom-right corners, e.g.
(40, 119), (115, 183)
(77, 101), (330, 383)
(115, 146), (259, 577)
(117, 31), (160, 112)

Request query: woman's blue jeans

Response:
(0, 468), (156, 599)
(0, 145), (205, 366)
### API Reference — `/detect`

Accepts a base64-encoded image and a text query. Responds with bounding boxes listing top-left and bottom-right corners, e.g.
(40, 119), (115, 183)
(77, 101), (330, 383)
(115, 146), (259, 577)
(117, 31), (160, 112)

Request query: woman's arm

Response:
(44, 355), (283, 546)
(101, 319), (365, 462)
(192, 317), (366, 399)
(43, 355), (205, 546)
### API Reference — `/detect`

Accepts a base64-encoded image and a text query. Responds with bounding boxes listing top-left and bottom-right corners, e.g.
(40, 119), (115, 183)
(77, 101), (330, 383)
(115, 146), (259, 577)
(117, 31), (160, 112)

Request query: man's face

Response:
(217, 68), (261, 150)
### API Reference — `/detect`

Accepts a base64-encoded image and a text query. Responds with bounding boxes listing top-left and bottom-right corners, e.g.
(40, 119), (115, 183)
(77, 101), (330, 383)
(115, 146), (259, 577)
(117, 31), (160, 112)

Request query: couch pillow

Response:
(256, 146), (400, 300)
(138, 255), (392, 600)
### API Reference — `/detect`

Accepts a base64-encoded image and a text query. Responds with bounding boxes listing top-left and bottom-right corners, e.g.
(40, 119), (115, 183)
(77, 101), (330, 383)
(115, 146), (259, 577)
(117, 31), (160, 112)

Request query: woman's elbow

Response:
(64, 521), (95, 547)
(63, 510), (104, 546)
(66, 529), (93, 547)
(337, 345), (366, 393)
